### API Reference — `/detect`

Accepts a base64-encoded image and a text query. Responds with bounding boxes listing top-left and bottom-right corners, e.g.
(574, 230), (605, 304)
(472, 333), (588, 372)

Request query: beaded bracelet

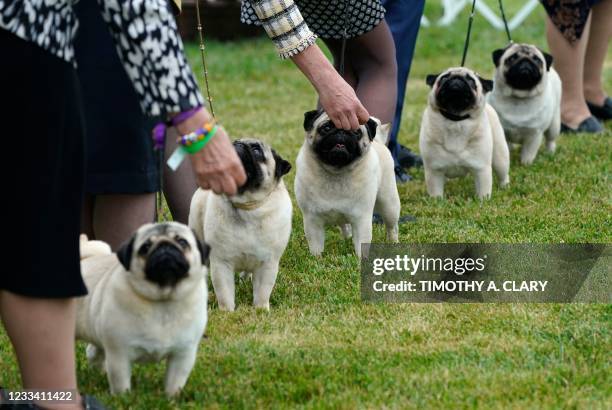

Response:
(179, 122), (219, 154)
(167, 122), (219, 171)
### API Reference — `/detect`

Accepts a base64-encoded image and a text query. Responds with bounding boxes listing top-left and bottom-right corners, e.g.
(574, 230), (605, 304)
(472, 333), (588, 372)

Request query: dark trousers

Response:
(382, 0), (426, 166)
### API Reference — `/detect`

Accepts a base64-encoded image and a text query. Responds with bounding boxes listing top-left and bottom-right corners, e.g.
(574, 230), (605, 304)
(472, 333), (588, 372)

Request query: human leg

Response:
(92, 194), (156, 250)
(546, 13), (592, 128)
(382, 0), (426, 166)
(584, 0), (612, 118)
(163, 127), (199, 224)
(0, 293), (81, 410)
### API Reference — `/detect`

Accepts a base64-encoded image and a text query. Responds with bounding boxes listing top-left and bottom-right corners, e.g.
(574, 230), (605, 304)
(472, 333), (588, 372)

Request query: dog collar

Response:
(231, 200), (264, 211)
(229, 189), (274, 211)
(439, 109), (470, 122)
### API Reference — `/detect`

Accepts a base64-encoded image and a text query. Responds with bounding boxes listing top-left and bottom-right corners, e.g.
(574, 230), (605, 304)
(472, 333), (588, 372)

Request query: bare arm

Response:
(247, 0), (369, 130)
(292, 45), (369, 130)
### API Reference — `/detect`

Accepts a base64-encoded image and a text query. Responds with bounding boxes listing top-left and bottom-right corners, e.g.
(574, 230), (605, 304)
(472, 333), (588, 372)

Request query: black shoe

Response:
(82, 395), (107, 410)
(587, 97), (612, 121)
(561, 116), (603, 134)
(395, 166), (412, 184)
(397, 145), (423, 169)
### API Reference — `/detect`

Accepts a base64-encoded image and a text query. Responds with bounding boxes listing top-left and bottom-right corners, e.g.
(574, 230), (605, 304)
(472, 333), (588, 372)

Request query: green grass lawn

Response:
(1, 1), (610, 408)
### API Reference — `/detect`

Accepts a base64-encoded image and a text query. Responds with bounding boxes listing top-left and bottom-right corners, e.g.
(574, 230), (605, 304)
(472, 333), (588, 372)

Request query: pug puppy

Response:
(489, 43), (561, 165)
(189, 138), (292, 312)
(76, 223), (210, 396)
(294, 111), (400, 258)
(420, 67), (510, 199)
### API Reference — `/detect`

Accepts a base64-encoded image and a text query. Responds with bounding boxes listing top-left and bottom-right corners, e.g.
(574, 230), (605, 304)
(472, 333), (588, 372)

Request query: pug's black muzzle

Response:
(505, 58), (542, 90)
(144, 242), (189, 288)
(436, 77), (476, 113)
(234, 141), (263, 194)
(314, 130), (362, 168)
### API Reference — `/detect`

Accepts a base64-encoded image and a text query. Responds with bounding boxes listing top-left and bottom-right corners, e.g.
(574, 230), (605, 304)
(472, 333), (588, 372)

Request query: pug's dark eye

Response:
(138, 240), (152, 256)
(320, 122), (334, 133)
(175, 236), (189, 249)
(251, 145), (265, 161)
(466, 77), (477, 90)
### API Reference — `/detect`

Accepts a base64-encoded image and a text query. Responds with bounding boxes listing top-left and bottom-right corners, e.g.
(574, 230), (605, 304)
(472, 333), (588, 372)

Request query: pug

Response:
(189, 138), (292, 312)
(489, 43), (561, 165)
(76, 223), (210, 396)
(420, 67), (510, 199)
(294, 111), (400, 258)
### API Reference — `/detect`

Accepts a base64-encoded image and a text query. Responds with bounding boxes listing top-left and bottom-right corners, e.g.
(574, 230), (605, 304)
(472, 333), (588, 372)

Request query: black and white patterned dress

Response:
(241, 0), (385, 58)
(0, 0), (204, 117)
(0, 0), (205, 299)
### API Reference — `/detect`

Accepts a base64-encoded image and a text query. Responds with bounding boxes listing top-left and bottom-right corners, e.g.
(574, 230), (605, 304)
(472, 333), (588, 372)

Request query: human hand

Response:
(291, 44), (369, 130)
(174, 108), (246, 195)
(317, 73), (369, 130)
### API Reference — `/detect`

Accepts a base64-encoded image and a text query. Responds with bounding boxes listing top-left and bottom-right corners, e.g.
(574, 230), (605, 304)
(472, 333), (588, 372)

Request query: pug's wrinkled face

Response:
(426, 67), (493, 121)
(303, 110), (378, 168)
(117, 222), (210, 300)
(493, 43), (553, 95)
(232, 138), (291, 202)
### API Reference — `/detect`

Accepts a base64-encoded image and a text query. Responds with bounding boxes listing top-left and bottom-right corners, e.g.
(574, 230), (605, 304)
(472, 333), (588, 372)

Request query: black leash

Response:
(498, 0), (513, 44)
(461, 0), (513, 66)
(460, 0), (477, 67)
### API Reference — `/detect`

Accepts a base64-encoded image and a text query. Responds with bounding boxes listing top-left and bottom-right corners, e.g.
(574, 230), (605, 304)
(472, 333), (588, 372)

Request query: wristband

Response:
(181, 126), (218, 154)
(178, 122), (217, 150)
(167, 123), (219, 171)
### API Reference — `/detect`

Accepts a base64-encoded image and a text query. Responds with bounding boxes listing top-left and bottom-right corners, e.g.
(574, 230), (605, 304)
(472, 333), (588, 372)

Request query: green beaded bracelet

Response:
(182, 125), (219, 154)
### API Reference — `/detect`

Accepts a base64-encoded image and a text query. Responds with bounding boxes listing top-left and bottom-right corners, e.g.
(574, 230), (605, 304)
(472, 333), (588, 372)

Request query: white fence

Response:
(421, 0), (540, 29)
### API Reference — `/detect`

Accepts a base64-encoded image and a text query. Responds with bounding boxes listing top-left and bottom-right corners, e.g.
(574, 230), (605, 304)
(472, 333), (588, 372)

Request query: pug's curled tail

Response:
(79, 234), (112, 260)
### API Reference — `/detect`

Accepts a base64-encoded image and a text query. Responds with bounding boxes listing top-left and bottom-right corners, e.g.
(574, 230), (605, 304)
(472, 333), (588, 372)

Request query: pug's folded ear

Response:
(194, 236), (210, 265)
(272, 149), (292, 179)
(478, 76), (494, 93)
(539, 48), (554, 71)
(426, 74), (440, 88)
(365, 118), (378, 141)
(304, 109), (324, 132)
(117, 234), (135, 271)
(492, 48), (505, 67)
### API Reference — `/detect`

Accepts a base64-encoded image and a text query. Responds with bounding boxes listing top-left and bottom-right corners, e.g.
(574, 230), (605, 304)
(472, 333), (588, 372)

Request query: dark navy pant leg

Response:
(382, 0), (426, 166)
